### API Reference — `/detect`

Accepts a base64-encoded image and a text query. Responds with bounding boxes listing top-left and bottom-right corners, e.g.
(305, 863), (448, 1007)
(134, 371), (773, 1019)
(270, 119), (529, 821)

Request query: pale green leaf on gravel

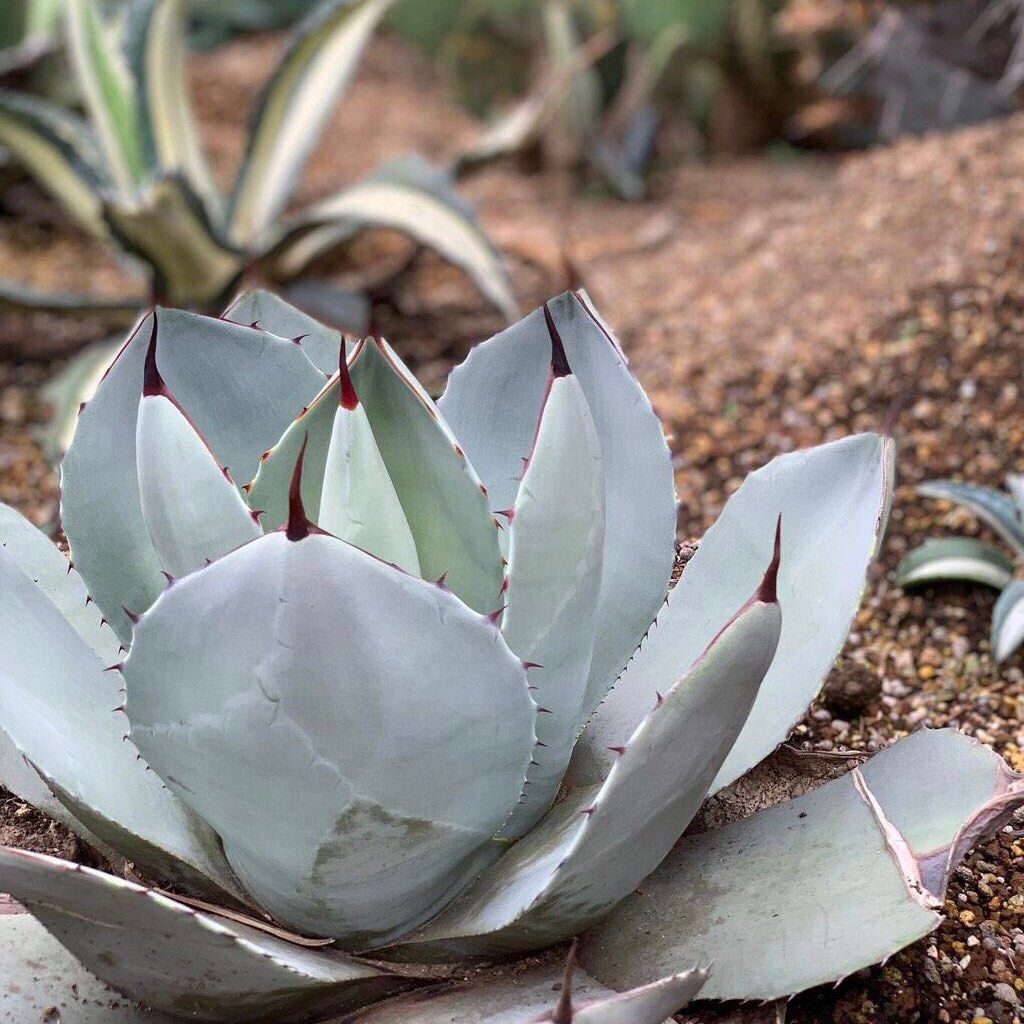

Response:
(992, 580), (1024, 663)
(918, 479), (1024, 553)
(895, 537), (1014, 591)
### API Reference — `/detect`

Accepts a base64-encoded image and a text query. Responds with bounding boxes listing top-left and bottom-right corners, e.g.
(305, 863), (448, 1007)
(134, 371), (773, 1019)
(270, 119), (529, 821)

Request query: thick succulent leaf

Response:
(244, 371), (345, 532)
(1006, 473), (1024, 521)
(499, 374), (605, 838)
(0, 88), (108, 237)
(895, 536), (1014, 590)
(992, 580), (1024, 662)
(104, 175), (243, 308)
(124, 0), (220, 216)
(0, 544), (244, 899)
(573, 433), (893, 793)
(319, 396), (421, 575)
(228, 0), (395, 246)
(223, 287), (351, 374)
(274, 156), (517, 322)
(66, 0), (144, 192)
(0, 501), (119, 662)
(387, 569), (781, 959)
(349, 337), (505, 613)
(440, 292), (676, 718)
(36, 336), (123, 457)
(0, 279), (140, 323)
(137, 392), (261, 578)
(1, 910), (179, 1023)
(124, 530), (536, 946)
(579, 729), (1024, 1001)
(281, 278), (373, 338)
(61, 308), (325, 641)
(350, 962), (705, 1024)
(917, 479), (1024, 553)
(0, 849), (422, 1023)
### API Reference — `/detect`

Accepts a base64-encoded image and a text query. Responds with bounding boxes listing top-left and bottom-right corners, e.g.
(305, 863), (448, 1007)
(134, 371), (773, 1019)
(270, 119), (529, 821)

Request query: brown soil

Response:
(4, 27), (1024, 1024)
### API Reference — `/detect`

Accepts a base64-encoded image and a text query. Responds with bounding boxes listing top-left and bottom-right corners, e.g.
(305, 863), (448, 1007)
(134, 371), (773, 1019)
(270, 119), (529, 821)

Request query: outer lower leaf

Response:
(992, 579), (1024, 662)
(1006, 473), (1024, 521)
(319, 398), (421, 575)
(918, 479), (1024, 553)
(387, 567), (780, 959)
(124, 531), (536, 946)
(36, 336), (124, 457)
(228, 0), (395, 245)
(0, 849), (423, 1023)
(273, 156), (517, 322)
(0, 279), (140, 324)
(124, 0), (220, 216)
(572, 433), (893, 793)
(1, 911), (179, 1023)
(0, 88), (108, 237)
(223, 287), (351, 374)
(61, 308), (325, 641)
(439, 292), (677, 713)
(0, 545), (243, 900)
(104, 175), (243, 308)
(579, 729), (1024, 1001)
(499, 373), (605, 838)
(895, 536), (1014, 590)
(350, 963), (705, 1024)
(350, 337), (505, 613)
(66, 0), (143, 193)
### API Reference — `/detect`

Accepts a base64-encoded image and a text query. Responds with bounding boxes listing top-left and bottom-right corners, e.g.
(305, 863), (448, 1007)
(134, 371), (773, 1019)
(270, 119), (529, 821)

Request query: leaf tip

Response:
(757, 514), (782, 604)
(338, 340), (359, 410)
(285, 434), (313, 541)
(544, 302), (572, 378)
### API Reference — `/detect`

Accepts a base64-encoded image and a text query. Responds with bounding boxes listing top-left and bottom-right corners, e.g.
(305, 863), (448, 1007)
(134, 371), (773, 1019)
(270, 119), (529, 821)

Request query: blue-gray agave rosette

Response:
(1, 291), (1020, 1022)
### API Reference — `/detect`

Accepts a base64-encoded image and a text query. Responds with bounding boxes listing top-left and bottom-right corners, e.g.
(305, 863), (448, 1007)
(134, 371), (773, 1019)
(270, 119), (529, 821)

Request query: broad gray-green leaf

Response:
(0, 910), (179, 1023)
(66, 0), (143, 193)
(388, 564), (780, 959)
(579, 728), (1024, 1001)
(918, 479), (1024, 553)
(281, 279), (372, 339)
(439, 292), (676, 711)
(275, 156), (517, 322)
(125, 0), (220, 216)
(499, 372), (605, 838)
(124, 530), (536, 946)
(0, 726), (74, 829)
(61, 308), (325, 641)
(0, 88), (107, 237)
(318, 362), (421, 574)
(0, 279), (140, 324)
(573, 433), (893, 793)
(228, 0), (395, 245)
(895, 537), (1014, 591)
(0, 848), (422, 1023)
(223, 287), (350, 374)
(0, 544), (243, 899)
(37, 336), (123, 457)
(104, 175), (242, 308)
(350, 337), (504, 612)
(350, 962), (705, 1024)
(992, 580), (1024, 662)
(1007, 474), (1024, 522)
(136, 331), (261, 577)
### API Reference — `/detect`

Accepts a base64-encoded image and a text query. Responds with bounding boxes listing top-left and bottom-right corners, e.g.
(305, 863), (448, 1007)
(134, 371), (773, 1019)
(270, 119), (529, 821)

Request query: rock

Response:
(992, 982), (1018, 1006)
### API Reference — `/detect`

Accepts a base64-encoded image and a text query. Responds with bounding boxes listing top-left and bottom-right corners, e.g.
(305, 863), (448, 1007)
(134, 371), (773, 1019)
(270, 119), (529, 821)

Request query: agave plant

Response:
(897, 477), (1024, 662)
(2, 290), (1022, 1022)
(0, 0), (514, 332)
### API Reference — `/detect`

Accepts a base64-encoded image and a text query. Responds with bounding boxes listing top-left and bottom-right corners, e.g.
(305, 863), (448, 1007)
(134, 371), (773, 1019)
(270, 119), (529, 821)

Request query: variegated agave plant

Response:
(0, 0), (513, 330)
(2, 291), (1022, 1023)
(897, 477), (1024, 662)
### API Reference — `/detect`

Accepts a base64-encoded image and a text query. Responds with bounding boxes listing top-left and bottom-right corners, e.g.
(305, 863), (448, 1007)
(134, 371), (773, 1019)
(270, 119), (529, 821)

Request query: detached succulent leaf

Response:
(917, 479), (1024, 554)
(61, 308), (325, 641)
(0, 848), (422, 1023)
(579, 729), (1024, 1001)
(439, 291), (677, 711)
(228, 0), (396, 246)
(275, 156), (517, 322)
(895, 536), (1014, 590)
(573, 433), (893, 793)
(0, 544), (244, 900)
(992, 580), (1024, 662)
(123, 529), (536, 945)
(499, 370), (605, 838)
(389, 548), (781, 958)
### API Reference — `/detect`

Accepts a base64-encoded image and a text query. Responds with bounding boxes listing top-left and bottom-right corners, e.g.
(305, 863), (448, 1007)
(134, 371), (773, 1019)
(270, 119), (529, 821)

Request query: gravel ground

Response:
(3, 28), (1024, 1024)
